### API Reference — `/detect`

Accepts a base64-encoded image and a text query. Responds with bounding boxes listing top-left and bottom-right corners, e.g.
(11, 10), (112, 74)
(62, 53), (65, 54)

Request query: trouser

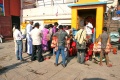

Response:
(55, 46), (66, 65)
(31, 45), (43, 62)
(64, 48), (68, 60)
(53, 48), (55, 55)
(100, 49), (109, 65)
(14, 40), (17, 54)
(16, 40), (23, 60)
(27, 39), (32, 54)
(77, 49), (85, 64)
(25, 39), (27, 52)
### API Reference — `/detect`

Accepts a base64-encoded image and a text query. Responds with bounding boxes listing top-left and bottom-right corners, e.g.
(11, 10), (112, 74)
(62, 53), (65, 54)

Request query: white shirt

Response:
(85, 22), (93, 35)
(30, 27), (42, 45)
(26, 24), (32, 39)
(13, 29), (23, 40)
(65, 30), (69, 35)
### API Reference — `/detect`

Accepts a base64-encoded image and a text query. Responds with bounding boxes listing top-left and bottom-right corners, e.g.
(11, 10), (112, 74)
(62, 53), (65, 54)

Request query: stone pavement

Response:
(0, 40), (120, 80)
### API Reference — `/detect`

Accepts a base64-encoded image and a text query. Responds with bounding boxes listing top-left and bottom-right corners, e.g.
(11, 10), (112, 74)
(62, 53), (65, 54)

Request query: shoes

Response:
(17, 58), (20, 60)
(54, 63), (58, 66)
(31, 59), (36, 61)
(38, 58), (44, 62)
(61, 64), (66, 68)
(29, 54), (32, 56)
(20, 59), (25, 62)
(27, 53), (32, 56)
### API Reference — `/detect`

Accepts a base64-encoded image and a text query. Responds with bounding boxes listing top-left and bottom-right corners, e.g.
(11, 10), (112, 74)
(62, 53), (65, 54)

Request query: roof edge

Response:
(68, 1), (107, 7)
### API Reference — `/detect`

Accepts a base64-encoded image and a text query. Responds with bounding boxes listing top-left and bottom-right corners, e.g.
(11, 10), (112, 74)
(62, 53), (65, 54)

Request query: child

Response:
(92, 39), (101, 63)
(69, 35), (77, 57)
(85, 40), (94, 61)
(51, 36), (58, 55)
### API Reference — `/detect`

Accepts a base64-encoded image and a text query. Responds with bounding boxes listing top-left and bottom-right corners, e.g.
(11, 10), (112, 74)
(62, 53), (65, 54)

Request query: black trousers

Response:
(31, 45), (43, 62)
(25, 39), (27, 52)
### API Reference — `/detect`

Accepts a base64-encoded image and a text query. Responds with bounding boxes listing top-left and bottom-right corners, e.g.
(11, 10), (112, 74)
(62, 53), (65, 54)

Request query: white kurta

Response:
(26, 24), (33, 54)
(85, 22), (93, 35)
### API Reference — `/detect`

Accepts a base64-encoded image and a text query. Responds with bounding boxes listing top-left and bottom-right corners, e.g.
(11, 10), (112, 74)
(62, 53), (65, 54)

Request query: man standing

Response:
(26, 20), (34, 56)
(85, 20), (93, 41)
(75, 26), (87, 64)
(99, 27), (112, 67)
(30, 23), (44, 62)
(54, 25), (69, 67)
(13, 25), (24, 61)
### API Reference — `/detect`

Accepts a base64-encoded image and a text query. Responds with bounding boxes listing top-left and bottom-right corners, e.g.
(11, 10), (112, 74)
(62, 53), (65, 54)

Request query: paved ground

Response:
(0, 40), (120, 80)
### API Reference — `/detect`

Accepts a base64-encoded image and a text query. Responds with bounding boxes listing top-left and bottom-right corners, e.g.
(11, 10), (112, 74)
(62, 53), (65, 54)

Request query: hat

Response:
(29, 20), (33, 23)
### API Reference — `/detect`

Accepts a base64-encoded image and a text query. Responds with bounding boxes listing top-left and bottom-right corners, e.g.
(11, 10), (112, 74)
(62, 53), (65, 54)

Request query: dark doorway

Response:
(11, 16), (20, 29)
(77, 9), (96, 28)
(118, 0), (120, 5)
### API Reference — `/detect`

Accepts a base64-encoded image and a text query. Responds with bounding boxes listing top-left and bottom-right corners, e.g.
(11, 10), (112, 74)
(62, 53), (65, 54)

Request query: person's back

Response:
(30, 27), (41, 45)
(56, 30), (68, 47)
(30, 23), (44, 62)
(99, 27), (112, 67)
(101, 32), (108, 49)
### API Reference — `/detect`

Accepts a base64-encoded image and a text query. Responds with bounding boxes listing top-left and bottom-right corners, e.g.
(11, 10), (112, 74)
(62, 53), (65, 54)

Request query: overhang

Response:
(68, 1), (107, 7)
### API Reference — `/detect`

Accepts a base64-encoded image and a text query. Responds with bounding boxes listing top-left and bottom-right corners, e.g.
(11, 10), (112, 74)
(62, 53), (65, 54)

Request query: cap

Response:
(29, 20), (33, 23)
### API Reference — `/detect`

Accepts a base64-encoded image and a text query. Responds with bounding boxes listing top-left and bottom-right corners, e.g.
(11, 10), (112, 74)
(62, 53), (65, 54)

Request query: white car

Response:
(110, 32), (120, 44)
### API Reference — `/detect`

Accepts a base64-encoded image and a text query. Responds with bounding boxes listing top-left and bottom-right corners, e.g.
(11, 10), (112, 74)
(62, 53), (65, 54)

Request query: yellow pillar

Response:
(96, 6), (104, 38)
(71, 8), (77, 29)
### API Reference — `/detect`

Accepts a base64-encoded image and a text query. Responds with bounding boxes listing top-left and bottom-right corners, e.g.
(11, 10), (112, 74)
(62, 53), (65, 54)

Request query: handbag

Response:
(105, 37), (111, 53)
(51, 36), (58, 48)
(76, 30), (86, 49)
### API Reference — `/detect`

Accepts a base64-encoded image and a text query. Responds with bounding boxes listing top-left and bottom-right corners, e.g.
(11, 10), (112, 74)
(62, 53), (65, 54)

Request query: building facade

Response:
(0, 0), (20, 38)
(21, 0), (118, 27)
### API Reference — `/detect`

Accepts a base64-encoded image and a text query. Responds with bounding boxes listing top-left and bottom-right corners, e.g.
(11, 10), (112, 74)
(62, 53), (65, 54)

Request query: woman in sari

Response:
(42, 25), (50, 52)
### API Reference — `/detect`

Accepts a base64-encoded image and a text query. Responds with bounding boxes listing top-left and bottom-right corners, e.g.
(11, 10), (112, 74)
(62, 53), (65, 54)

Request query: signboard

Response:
(44, 19), (58, 24)
(0, 0), (4, 16)
(20, 22), (28, 34)
(22, 0), (36, 9)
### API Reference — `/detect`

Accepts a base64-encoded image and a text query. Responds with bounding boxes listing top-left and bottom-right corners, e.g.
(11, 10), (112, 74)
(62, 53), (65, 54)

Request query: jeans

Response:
(53, 48), (55, 55)
(16, 40), (23, 60)
(77, 49), (85, 64)
(31, 45), (43, 62)
(55, 46), (65, 65)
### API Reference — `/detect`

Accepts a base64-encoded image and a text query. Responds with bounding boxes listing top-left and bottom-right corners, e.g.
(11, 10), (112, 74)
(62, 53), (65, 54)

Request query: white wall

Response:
(99, 0), (118, 7)
(21, 0), (118, 25)
(21, 3), (71, 22)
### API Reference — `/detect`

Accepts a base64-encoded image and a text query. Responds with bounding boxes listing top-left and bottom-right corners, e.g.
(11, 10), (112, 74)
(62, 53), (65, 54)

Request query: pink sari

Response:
(42, 28), (49, 51)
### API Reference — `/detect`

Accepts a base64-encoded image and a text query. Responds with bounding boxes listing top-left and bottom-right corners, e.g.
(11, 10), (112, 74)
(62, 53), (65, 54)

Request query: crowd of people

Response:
(105, 5), (120, 20)
(13, 20), (116, 68)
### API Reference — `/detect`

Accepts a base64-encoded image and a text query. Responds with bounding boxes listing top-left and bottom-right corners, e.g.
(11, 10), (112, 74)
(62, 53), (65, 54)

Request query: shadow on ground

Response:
(83, 78), (106, 80)
(66, 56), (76, 65)
(0, 60), (29, 75)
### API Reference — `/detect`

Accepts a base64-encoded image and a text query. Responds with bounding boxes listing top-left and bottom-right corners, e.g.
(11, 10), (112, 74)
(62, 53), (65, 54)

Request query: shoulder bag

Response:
(76, 30), (86, 49)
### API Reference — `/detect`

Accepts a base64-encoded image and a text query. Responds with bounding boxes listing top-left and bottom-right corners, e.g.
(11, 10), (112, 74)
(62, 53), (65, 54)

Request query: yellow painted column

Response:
(96, 6), (104, 38)
(71, 8), (77, 29)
